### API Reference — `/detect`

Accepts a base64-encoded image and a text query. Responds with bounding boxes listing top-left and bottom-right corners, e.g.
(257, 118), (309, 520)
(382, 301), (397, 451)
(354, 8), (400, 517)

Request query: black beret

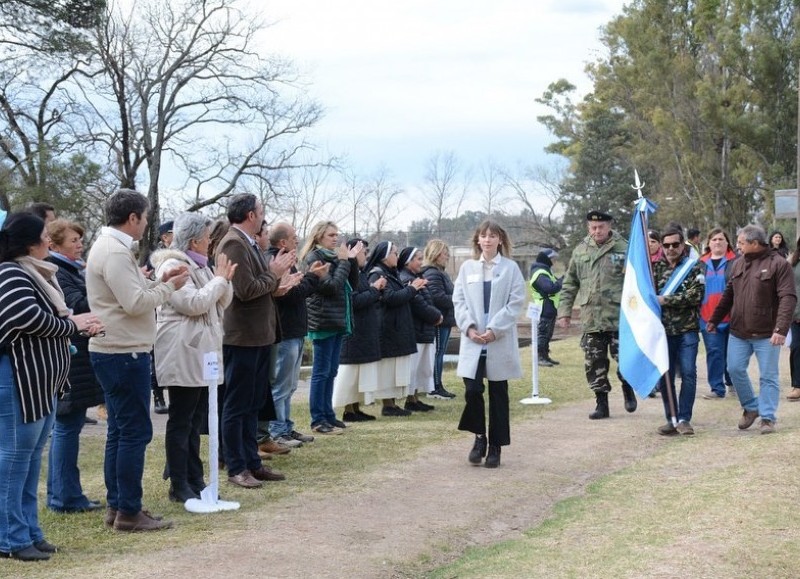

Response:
(158, 220), (174, 236)
(586, 210), (613, 222)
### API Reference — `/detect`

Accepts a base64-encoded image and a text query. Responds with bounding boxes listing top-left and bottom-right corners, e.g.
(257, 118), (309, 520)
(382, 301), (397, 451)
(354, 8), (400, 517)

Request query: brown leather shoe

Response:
(738, 409), (759, 430)
(227, 470), (263, 488)
(257, 449), (273, 460)
(104, 507), (117, 528)
(113, 510), (174, 532)
(258, 439), (291, 455)
(251, 465), (286, 482)
(787, 387), (800, 401)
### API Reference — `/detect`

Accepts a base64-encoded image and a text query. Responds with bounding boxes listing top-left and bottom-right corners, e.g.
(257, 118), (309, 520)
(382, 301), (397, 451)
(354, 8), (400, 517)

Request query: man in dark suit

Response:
(216, 193), (294, 488)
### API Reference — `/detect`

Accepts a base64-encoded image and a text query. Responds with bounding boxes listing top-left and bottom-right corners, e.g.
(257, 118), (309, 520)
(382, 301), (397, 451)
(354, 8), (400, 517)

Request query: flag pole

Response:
(632, 171), (677, 426)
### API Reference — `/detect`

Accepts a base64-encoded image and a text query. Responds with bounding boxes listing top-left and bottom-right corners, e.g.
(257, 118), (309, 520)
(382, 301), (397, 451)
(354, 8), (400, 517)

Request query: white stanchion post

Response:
(185, 352), (240, 514)
(520, 302), (552, 405)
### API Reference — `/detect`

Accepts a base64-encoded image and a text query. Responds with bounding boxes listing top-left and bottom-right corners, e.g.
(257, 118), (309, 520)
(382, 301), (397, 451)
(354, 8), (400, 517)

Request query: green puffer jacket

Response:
(557, 231), (628, 333)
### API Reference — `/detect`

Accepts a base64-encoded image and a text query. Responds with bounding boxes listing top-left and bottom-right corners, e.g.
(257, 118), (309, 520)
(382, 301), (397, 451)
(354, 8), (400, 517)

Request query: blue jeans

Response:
(727, 334), (781, 422)
(223, 345), (270, 476)
(702, 326), (729, 396)
(0, 356), (55, 552)
(47, 405), (93, 512)
(309, 335), (342, 427)
(660, 332), (699, 423)
(433, 326), (451, 388)
(91, 352), (153, 515)
(269, 338), (303, 439)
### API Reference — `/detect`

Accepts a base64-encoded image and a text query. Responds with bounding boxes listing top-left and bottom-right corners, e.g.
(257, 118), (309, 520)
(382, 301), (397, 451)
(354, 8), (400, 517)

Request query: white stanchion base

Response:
(520, 396), (552, 405)
(184, 487), (240, 513)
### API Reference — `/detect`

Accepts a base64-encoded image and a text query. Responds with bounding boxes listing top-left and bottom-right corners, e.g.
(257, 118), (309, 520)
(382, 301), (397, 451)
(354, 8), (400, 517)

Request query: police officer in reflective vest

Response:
(528, 249), (562, 367)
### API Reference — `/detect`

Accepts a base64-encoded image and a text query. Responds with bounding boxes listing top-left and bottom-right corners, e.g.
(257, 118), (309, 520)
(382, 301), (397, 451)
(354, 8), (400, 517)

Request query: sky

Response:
(257, 0), (629, 223)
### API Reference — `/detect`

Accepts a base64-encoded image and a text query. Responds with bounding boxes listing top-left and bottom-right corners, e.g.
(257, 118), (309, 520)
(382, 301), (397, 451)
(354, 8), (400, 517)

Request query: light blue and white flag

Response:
(619, 197), (669, 398)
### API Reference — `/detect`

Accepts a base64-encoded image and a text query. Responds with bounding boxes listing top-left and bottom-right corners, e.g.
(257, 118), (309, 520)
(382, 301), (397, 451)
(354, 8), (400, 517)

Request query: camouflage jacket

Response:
(557, 231), (627, 333)
(653, 256), (705, 335)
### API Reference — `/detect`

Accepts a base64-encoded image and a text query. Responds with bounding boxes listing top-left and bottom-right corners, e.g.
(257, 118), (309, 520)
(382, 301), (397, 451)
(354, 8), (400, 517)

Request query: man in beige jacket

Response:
(87, 189), (189, 532)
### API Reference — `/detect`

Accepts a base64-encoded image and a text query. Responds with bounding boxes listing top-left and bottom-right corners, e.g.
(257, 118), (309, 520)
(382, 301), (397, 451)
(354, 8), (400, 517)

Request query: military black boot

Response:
(589, 392), (610, 420)
(622, 383), (638, 413)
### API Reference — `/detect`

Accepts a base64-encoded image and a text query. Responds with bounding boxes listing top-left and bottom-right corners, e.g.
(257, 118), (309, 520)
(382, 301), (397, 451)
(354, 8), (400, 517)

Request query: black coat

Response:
(268, 247), (320, 340)
(368, 263), (417, 358)
(47, 255), (105, 414)
(339, 269), (382, 364)
(420, 265), (455, 327)
(304, 248), (359, 333)
(398, 268), (441, 344)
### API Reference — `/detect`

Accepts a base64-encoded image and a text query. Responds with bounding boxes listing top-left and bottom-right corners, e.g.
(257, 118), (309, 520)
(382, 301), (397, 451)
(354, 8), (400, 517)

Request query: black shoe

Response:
(589, 392), (610, 420)
(381, 405), (412, 417)
(545, 357), (560, 365)
(439, 387), (456, 399)
(414, 400), (435, 411)
(10, 545), (50, 561)
(153, 392), (168, 415)
(169, 485), (200, 503)
(343, 411), (375, 422)
(468, 435), (487, 464)
(404, 400), (425, 412)
(33, 540), (57, 554)
(485, 445), (501, 468)
(330, 419), (347, 429)
(538, 358), (555, 367)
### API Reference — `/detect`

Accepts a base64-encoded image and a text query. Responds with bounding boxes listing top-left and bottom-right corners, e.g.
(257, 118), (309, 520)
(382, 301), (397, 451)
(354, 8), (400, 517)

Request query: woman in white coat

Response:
(453, 220), (525, 468)
(151, 213), (236, 502)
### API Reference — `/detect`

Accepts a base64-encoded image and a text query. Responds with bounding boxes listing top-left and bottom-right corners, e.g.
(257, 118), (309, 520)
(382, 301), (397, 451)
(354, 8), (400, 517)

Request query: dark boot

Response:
(589, 392), (610, 420)
(622, 383), (638, 413)
(484, 445), (501, 468)
(468, 435), (487, 464)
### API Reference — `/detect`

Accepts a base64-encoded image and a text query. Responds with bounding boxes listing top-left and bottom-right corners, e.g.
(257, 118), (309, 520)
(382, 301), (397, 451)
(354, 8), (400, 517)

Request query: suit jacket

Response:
(217, 227), (281, 347)
(453, 255), (526, 381)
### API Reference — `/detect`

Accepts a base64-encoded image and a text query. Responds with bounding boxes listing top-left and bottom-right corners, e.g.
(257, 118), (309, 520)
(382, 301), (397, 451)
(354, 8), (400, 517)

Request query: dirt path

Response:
(80, 392), (679, 579)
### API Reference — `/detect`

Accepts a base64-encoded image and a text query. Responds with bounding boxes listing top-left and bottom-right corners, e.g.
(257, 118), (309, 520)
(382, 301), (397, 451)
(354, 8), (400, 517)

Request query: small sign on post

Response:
(521, 302), (551, 405)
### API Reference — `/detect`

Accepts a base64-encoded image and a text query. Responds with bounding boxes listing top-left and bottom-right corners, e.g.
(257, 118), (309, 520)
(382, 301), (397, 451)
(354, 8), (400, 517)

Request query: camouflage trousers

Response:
(579, 331), (632, 394)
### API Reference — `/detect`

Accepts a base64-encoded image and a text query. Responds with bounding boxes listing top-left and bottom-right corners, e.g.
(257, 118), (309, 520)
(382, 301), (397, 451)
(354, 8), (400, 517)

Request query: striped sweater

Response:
(0, 262), (77, 423)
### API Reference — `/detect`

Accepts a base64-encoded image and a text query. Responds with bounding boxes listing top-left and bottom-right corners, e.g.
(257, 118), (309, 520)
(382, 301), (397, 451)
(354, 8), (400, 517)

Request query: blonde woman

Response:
(421, 239), (457, 399)
(299, 222), (361, 434)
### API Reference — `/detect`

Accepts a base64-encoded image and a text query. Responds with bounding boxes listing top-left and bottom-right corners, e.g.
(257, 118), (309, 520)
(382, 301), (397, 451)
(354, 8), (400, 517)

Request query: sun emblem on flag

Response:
(627, 295), (638, 310)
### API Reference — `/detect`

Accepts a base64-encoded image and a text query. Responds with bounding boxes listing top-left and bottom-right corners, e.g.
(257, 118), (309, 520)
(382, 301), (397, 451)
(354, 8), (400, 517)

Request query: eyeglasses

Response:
(662, 242), (682, 249)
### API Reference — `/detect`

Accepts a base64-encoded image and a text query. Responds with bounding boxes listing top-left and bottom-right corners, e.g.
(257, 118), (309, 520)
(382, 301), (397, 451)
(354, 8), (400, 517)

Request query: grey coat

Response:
(453, 256), (526, 381)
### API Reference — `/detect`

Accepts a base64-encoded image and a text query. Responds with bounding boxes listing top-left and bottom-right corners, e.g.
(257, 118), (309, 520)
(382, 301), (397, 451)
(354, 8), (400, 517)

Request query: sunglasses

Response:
(662, 242), (682, 249)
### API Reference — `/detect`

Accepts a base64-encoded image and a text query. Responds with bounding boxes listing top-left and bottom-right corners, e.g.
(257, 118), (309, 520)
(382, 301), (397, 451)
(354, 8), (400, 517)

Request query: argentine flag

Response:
(619, 197), (669, 398)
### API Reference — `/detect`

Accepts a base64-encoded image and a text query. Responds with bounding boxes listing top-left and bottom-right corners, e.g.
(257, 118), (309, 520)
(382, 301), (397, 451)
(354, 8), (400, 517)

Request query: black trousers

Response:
(222, 345), (272, 476)
(457, 356), (510, 447)
(164, 386), (207, 491)
(537, 316), (556, 356)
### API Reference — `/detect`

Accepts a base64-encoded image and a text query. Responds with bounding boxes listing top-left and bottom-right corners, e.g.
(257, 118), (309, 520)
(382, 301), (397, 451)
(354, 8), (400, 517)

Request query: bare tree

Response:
(419, 150), (467, 236)
(79, 0), (323, 260)
(275, 162), (344, 239)
(476, 158), (510, 216)
(362, 166), (403, 239)
(503, 162), (567, 249)
(337, 167), (370, 237)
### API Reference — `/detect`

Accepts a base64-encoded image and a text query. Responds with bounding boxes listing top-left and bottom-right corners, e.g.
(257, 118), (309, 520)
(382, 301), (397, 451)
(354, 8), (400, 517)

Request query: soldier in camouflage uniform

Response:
(557, 211), (638, 419)
(653, 227), (705, 436)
